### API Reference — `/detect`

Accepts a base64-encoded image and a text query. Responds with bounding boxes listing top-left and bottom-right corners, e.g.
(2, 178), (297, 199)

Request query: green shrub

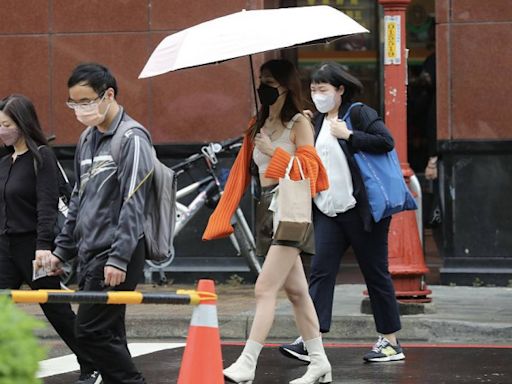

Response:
(0, 297), (46, 384)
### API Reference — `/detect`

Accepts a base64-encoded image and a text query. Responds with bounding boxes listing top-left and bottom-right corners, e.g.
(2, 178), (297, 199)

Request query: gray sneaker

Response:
(363, 336), (406, 362)
(279, 336), (311, 363)
(76, 370), (102, 384)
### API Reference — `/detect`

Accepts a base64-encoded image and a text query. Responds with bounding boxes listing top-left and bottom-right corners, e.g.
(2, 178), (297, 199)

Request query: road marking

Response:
(37, 342), (185, 378)
(224, 342), (512, 349)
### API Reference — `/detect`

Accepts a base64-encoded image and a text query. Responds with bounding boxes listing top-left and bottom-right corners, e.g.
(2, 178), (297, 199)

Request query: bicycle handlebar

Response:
(219, 136), (243, 150)
(171, 153), (202, 172)
(170, 136), (243, 172)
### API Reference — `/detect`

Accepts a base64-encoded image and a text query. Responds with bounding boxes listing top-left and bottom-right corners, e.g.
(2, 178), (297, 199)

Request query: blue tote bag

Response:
(343, 103), (417, 222)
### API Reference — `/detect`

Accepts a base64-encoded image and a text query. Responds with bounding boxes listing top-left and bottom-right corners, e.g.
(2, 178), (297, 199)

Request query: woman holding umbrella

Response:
(203, 59), (332, 384)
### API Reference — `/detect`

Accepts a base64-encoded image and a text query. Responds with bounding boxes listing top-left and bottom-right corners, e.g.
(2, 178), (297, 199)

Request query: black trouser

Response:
(0, 233), (95, 374)
(309, 207), (401, 335)
(75, 238), (146, 384)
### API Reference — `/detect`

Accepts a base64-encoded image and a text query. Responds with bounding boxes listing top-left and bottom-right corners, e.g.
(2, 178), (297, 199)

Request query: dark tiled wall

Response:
(436, 0), (512, 140)
(0, 0), (263, 145)
(436, 1), (512, 285)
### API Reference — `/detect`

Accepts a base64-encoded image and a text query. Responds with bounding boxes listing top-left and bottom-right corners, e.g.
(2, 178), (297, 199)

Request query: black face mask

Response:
(257, 83), (280, 106)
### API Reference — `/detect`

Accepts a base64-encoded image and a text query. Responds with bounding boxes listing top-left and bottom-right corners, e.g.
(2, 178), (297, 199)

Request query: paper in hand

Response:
(32, 259), (49, 281)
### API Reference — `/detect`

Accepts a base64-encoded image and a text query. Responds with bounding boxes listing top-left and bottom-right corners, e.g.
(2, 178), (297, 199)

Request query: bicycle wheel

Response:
(233, 210), (261, 276)
(145, 253), (176, 270)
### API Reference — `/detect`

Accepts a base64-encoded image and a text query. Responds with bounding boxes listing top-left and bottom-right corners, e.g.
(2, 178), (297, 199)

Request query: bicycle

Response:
(145, 137), (261, 284)
(60, 137), (262, 285)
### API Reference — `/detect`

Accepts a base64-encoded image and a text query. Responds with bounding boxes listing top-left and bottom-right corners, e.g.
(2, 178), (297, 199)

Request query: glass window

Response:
(292, 0), (381, 110)
(406, 0), (436, 172)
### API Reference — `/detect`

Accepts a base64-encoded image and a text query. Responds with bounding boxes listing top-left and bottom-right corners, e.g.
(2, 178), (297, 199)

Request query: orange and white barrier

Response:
(2, 281), (224, 382)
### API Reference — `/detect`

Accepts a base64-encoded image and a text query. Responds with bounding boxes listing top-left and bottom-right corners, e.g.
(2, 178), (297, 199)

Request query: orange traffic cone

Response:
(177, 279), (223, 384)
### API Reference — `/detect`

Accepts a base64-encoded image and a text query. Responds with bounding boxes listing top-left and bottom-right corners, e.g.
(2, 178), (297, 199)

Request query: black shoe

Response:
(76, 370), (102, 384)
(363, 336), (406, 362)
(279, 336), (311, 363)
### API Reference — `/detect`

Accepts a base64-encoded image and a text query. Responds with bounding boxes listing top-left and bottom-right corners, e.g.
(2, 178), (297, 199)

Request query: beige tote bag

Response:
(274, 157), (312, 242)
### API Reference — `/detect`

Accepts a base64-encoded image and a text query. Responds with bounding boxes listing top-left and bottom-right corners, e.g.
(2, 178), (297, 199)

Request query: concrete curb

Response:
(29, 284), (512, 345)
(34, 313), (512, 344)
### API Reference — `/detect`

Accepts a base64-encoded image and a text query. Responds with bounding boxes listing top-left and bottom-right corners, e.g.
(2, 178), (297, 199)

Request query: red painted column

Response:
(379, 0), (431, 302)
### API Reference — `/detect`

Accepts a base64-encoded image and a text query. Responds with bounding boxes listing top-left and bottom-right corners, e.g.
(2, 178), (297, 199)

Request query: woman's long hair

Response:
(0, 94), (48, 167)
(247, 59), (304, 140)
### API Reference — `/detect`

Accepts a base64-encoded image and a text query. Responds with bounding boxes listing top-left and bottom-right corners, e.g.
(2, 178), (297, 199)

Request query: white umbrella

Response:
(139, 5), (369, 79)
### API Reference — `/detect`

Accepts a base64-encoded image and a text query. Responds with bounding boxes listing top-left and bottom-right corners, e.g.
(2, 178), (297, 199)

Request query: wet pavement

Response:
(26, 284), (512, 344)
(43, 343), (512, 384)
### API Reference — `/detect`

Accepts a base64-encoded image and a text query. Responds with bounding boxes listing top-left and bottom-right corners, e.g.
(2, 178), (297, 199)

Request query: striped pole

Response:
(0, 289), (217, 306)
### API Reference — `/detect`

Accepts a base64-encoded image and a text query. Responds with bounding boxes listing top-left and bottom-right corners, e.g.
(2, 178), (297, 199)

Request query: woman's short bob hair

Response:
(310, 62), (364, 103)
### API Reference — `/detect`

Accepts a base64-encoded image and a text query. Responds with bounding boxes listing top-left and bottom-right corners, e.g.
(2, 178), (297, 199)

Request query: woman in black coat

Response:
(0, 94), (98, 383)
(280, 62), (405, 363)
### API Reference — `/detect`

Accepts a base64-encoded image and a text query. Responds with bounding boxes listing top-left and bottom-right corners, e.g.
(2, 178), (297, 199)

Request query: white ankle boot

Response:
(290, 337), (332, 384)
(223, 339), (263, 384)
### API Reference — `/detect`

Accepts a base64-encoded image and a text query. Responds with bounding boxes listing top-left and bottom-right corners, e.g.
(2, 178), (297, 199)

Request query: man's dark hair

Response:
(67, 63), (118, 97)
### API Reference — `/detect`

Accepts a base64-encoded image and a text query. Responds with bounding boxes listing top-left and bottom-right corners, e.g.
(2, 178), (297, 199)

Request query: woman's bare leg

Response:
(248, 245), (302, 343)
(283, 257), (321, 341)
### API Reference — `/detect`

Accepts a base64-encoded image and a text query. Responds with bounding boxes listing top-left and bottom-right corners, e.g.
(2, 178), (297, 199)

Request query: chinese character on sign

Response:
(384, 15), (401, 65)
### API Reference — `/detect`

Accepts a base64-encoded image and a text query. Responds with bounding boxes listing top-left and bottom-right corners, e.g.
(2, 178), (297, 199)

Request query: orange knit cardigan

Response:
(202, 134), (329, 240)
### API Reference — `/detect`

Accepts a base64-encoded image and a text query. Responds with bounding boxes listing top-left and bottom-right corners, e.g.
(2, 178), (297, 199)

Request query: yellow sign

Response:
(384, 15), (401, 65)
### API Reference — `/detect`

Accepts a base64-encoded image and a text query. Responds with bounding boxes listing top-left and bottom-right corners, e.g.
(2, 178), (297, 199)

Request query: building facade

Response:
(436, 0), (512, 285)
(1, 0), (510, 285)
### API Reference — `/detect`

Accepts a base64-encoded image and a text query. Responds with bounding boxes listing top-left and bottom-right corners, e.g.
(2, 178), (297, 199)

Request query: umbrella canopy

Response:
(139, 5), (369, 79)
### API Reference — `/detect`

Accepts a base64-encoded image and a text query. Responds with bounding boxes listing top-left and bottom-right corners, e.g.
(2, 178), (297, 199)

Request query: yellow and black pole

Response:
(0, 289), (216, 306)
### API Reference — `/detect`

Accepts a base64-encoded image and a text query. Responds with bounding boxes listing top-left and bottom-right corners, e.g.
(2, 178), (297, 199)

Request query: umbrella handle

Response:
(249, 55), (259, 116)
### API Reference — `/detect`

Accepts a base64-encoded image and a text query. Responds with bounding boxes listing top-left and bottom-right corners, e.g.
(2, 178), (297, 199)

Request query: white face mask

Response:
(73, 93), (111, 127)
(311, 92), (337, 113)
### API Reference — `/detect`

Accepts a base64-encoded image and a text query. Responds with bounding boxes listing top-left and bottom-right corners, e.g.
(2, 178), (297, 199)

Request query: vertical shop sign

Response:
(384, 15), (401, 64)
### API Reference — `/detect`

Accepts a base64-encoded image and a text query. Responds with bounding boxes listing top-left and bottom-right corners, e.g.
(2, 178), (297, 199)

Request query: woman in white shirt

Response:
(280, 62), (405, 364)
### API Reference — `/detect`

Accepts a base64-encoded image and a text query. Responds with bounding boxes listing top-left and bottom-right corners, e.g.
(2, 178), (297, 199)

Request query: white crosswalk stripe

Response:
(37, 342), (185, 378)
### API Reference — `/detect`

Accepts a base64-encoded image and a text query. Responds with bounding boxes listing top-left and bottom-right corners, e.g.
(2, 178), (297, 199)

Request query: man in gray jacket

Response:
(43, 63), (153, 384)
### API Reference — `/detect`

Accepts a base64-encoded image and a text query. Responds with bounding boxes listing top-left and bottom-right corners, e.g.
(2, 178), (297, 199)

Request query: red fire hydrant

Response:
(379, 0), (431, 303)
